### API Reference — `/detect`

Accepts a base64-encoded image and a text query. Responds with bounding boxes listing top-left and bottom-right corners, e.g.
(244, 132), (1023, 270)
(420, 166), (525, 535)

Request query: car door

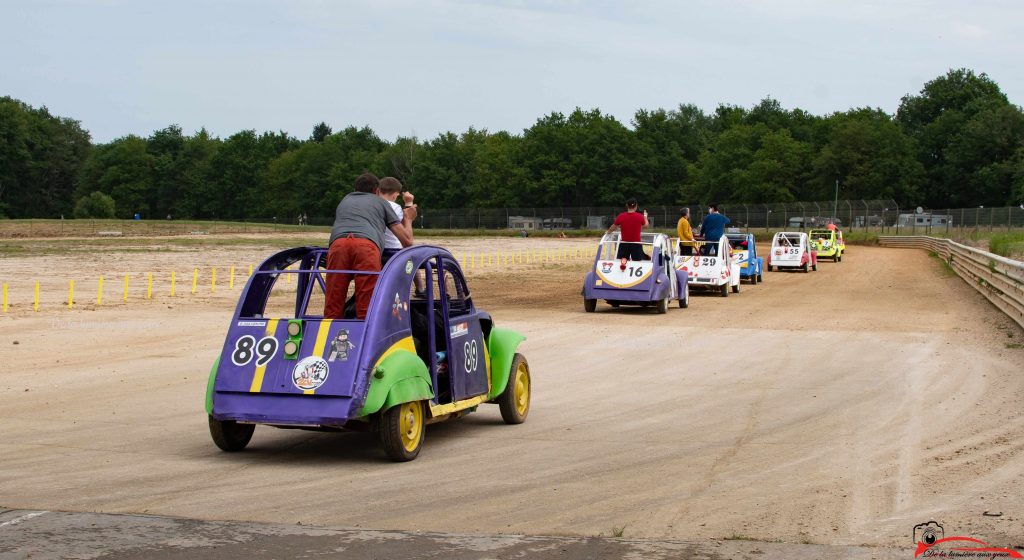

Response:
(438, 259), (489, 401)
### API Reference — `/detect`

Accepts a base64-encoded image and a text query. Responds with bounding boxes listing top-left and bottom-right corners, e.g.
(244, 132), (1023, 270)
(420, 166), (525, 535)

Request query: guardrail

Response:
(878, 236), (1024, 330)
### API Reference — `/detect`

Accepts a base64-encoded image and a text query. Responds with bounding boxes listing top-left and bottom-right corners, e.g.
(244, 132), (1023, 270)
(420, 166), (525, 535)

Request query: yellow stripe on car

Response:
(249, 319), (280, 392)
(303, 319), (333, 395)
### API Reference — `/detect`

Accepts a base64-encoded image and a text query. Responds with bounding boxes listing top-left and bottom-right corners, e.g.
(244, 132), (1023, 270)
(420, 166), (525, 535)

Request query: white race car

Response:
(767, 232), (818, 272)
(672, 237), (741, 297)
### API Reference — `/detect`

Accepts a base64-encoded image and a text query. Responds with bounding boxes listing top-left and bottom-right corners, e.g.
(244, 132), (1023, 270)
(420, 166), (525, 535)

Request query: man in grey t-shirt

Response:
(324, 172), (416, 319)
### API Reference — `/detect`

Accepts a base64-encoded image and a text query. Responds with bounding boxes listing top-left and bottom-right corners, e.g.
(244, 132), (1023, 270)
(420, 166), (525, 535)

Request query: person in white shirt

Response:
(377, 177), (415, 265)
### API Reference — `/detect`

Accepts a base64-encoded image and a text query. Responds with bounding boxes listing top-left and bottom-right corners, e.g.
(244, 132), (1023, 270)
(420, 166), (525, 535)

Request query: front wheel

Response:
(802, 262), (809, 273)
(583, 298), (596, 313)
(732, 282), (740, 294)
(720, 283), (729, 297)
(757, 272), (764, 283)
(812, 262), (817, 271)
(498, 354), (531, 424)
(380, 400), (425, 462)
(209, 416), (255, 452)
(837, 253), (842, 263)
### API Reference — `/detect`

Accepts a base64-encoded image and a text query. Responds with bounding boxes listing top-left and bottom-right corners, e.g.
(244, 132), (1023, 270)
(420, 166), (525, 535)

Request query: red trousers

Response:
(324, 236), (381, 320)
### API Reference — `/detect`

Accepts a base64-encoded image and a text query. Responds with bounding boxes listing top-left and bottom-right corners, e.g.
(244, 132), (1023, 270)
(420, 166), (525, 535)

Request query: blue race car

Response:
(725, 232), (764, 284)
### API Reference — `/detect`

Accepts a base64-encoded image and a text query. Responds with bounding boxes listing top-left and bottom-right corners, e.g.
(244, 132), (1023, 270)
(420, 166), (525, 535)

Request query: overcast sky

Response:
(3, 0), (1021, 144)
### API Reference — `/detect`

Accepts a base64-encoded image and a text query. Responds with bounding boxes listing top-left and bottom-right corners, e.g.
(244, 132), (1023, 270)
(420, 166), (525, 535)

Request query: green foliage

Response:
(3, 69), (1023, 219)
(72, 191), (117, 218)
(0, 96), (91, 218)
(897, 69), (1024, 208)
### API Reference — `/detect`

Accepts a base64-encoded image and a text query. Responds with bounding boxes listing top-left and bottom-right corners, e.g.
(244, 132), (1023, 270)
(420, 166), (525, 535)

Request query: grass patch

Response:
(989, 232), (1024, 260)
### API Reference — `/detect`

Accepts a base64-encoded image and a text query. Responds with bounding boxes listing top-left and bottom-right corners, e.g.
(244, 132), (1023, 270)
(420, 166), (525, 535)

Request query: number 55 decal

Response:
(231, 335), (279, 367)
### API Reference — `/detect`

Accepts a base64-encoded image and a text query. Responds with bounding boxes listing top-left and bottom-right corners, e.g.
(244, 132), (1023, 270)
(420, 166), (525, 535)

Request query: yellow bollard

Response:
(229, 266), (235, 289)
(68, 280), (75, 308)
(124, 274), (129, 302)
(2, 282), (7, 313)
(171, 271), (176, 297)
(212, 267), (217, 292)
(97, 276), (104, 306)
(192, 268), (198, 294)
(147, 273), (153, 300)
(34, 281), (39, 312)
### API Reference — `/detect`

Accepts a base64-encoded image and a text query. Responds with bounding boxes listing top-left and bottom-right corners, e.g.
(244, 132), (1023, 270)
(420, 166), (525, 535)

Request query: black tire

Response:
(757, 272), (764, 283)
(209, 416), (255, 452)
(812, 262), (817, 271)
(609, 301), (620, 308)
(720, 283), (728, 297)
(584, 298), (596, 313)
(498, 354), (531, 424)
(837, 253), (842, 263)
(656, 297), (668, 314)
(802, 262), (809, 273)
(732, 282), (740, 294)
(380, 400), (425, 462)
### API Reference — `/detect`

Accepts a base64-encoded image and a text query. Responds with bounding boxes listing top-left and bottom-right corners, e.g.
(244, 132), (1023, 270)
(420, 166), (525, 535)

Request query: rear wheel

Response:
(812, 262), (817, 271)
(583, 298), (596, 313)
(720, 283), (729, 297)
(380, 400), (425, 462)
(498, 354), (531, 424)
(209, 416), (255, 452)
(837, 253), (842, 263)
(656, 297), (668, 314)
(802, 262), (809, 273)
(732, 282), (740, 294)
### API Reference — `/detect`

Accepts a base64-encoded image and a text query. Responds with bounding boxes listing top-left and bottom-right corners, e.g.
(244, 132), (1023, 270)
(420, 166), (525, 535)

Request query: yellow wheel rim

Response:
(399, 401), (423, 452)
(513, 363), (530, 416)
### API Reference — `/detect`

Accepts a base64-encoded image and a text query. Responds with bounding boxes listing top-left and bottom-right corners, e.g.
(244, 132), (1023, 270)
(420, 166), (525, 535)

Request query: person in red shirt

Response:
(606, 199), (649, 270)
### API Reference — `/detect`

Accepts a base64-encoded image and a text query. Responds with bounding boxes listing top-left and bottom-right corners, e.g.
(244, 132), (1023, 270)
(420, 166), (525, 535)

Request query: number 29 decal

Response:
(231, 335), (279, 367)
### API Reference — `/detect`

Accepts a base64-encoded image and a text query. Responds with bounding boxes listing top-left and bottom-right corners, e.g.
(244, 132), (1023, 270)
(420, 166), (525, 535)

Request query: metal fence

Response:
(410, 200), (1024, 234)
(6, 201), (1024, 237)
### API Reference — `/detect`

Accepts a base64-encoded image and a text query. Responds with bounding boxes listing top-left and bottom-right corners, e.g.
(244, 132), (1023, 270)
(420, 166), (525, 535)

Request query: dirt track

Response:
(1, 238), (1022, 550)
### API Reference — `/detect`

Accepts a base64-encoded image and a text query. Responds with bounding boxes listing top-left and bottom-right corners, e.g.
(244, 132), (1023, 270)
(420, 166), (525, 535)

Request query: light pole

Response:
(833, 178), (839, 225)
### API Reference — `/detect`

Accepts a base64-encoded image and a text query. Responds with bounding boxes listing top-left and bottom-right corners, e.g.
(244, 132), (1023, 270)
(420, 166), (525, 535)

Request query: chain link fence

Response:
(5, 200), (1024, 237)
(410, 200), (1024, 234)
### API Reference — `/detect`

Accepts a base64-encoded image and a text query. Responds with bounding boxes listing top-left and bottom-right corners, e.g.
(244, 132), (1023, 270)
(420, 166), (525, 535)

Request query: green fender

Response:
(357, 350), (434, 417)
(204, 356), (221, 414)
(487, 327), (527, 400)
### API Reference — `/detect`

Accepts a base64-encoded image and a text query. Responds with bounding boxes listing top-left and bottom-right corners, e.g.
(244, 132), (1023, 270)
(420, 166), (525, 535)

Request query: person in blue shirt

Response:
(698, 203), (730, 256)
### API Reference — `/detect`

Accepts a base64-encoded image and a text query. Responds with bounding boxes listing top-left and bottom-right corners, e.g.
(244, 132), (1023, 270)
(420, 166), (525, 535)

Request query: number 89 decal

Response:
(231, 335), (279, 367)
(463, 340), (478, 373)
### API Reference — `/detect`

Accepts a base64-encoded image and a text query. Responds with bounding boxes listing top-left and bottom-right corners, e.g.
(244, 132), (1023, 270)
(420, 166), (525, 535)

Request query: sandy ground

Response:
(1, 236), (1023, 551)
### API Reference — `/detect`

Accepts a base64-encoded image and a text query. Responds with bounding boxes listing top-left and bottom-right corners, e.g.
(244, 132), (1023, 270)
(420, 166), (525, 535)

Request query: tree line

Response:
(2, 68), (1022, 221)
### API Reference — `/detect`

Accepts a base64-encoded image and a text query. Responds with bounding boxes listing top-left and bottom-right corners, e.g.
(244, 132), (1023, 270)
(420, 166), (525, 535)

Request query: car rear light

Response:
(285, 319), (303, 360)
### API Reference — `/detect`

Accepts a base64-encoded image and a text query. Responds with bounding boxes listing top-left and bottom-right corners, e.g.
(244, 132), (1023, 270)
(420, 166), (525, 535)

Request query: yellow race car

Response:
(809, 228), (844, 262)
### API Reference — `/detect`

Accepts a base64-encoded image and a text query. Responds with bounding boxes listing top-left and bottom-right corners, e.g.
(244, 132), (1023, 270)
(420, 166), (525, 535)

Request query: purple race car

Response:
(581, 232), (689, 313)
(205, 245), (531, 462)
